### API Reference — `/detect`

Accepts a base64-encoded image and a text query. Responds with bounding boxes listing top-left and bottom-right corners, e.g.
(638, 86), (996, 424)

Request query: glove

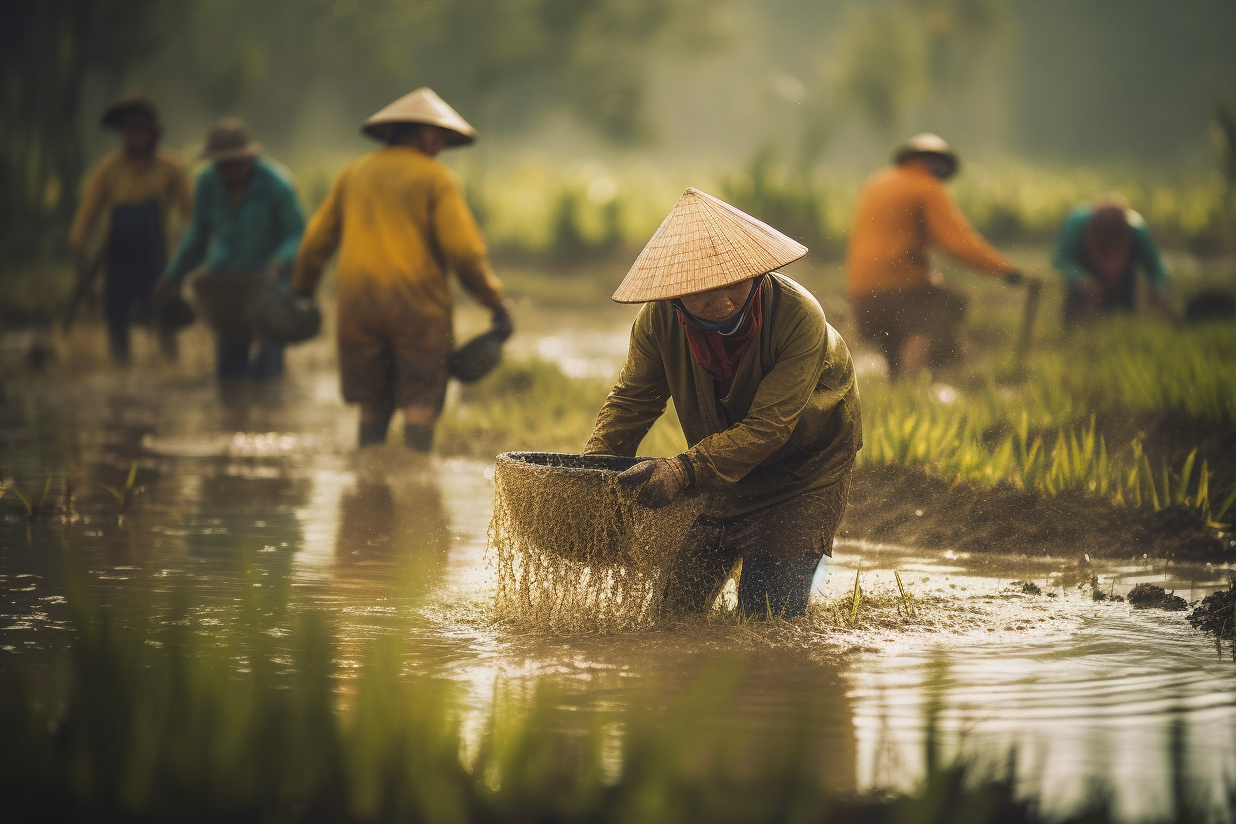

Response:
(617, 457), (690, 510)
(492, 304), (514, 341)
(1004, 269), (1024, 286)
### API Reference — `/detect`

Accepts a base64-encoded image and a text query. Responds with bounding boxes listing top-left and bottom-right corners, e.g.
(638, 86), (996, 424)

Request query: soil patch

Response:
(1188, 581), (1236, 638)
(840, 464), (1229, 562)
(1126, 583), (1188, 611)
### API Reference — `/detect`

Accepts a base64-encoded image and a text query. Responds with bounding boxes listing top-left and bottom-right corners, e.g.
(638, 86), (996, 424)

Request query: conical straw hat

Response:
(361, 87), (477, 146)
(611, 188), (807, 303)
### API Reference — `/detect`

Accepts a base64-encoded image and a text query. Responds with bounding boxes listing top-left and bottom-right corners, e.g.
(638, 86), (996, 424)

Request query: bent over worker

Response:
(586, 189), (862, 619)
(293, 88), (512, 451)
(1052, 195), (1174, 331)
(69, 95), (192, 364)
(846, 133), (1023, 379)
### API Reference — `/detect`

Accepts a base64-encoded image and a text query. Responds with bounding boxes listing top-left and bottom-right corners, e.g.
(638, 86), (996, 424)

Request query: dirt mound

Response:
(840, 464), (1228, 561)
(1187, 581), (1236, 638)
(1126, 583), (1188, 611)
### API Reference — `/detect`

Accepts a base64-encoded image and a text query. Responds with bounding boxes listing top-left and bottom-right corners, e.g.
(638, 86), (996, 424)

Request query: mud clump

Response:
(1009, 581), (1041, 595)
(489, 452), (705, 633)
(1187, 581), (1236, 638)
(1126, 583), (1188, 611)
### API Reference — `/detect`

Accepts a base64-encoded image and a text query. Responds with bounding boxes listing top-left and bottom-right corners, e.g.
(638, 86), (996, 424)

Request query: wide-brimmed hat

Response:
(361, 87), (477, 146)
(101, 95), (161, 130)
(200, 118), (263, 163)
(611, 188), (808, 304)
(893, 132), (959, 178)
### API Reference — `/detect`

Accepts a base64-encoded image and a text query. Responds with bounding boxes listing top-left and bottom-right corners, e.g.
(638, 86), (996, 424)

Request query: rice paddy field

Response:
(2, 164), (1236, 823)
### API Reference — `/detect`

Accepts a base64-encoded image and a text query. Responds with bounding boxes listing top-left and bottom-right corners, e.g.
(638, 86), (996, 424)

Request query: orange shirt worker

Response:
(293, 88), (512, 451)
(846, 133), (1023, 379)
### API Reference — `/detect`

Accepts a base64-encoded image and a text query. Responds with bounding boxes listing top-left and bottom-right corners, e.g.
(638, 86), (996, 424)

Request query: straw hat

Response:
(611, 188), (808, 304)
(893, 132), (958, 178)
(101, 94), (160, 130)
(200, 118), (263, 163)
(361, 87), (477, 146)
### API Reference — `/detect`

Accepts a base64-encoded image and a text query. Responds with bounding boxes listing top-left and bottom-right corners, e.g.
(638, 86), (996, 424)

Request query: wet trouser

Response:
(851, 284), (967, 379)
(104, 200), (166, 365)
(216, 338), (285, 380)
(660, 469), (853, 620)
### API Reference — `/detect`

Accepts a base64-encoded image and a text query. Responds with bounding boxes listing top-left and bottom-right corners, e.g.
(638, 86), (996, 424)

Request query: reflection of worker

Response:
(161, 119), (305, 391)
(293, 88), (513, 452)
(846, 133), (1023, 379)
(69, 95), (192, 364)
(1052, 196), (1174, 330)
(586, 188), (862, 619)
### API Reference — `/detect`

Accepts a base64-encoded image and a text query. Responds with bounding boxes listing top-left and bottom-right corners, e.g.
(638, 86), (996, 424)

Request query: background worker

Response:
(69, 95), (192, 364)
(846, 133), (1024, 379)
(160, 118), (305, 395)
(1052, 195), (1175, 330)
(293, 87), (512, 452)
(586, 188), (862, 620)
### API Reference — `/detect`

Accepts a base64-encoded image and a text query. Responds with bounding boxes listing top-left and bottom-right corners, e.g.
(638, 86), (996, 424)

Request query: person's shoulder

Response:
(91, 150), (125, 177)
(769, 273), (827, 334)
(154, 149), (187, 172)
(255, 157), (297, 190)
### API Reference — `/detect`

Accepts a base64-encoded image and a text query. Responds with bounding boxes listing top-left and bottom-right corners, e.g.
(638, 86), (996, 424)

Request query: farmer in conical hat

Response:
(586, 188), (862, 619)
(846, 133), (1025, 379)
(293, 87), (512, 451)
(70, 94), (192, 364)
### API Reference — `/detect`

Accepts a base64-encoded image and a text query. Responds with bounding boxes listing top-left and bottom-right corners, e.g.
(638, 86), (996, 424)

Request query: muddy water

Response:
(1, 345), (1234, 822)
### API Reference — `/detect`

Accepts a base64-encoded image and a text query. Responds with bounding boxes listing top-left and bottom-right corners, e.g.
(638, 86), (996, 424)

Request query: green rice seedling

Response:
(7, 474), (53, 520)
(894, 571), (915, 618)
(100, 461), (140, 509)
(848, 568), (863, 626)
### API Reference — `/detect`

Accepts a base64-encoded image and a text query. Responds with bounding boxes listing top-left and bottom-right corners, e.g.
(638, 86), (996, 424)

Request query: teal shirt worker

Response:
(165, 158), (305, 284)
(1052, 201), (1170, 330)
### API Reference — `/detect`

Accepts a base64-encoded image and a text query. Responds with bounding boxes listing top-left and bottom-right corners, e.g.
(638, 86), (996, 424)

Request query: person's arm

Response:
(69, 161), (109, 255)
(921, 177), (1017, 277)
(584, 307), (671, 457)
(163, 176), (213, 284)
(170, 160), (193, 224)
(1129, 213), (1169, 292)
(431, 173), (504, 310)
(1051, 210), (1092, 286)
(292, 170), (345, 296)
(682, 309), (828, 487)
(269, 175), (306, 279)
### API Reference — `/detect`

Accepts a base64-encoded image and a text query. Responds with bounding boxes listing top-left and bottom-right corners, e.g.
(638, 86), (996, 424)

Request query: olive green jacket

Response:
(585, 273), (862, 517)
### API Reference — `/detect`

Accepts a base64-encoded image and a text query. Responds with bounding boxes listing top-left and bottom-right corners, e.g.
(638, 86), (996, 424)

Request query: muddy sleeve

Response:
(69, 162), (109, 252)
(432, 172), (504, 310)
(585, 307), (670, 457)
(683, 309), (828, 487)
(293, 170), (345, 295)
(1051, 210), (1091, 285)
(164, 177), (212, 283)
(922, 177), (1016, 276)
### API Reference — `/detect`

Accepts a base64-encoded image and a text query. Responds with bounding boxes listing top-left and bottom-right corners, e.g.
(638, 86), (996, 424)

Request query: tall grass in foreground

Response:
(2, 584), (1227, 824)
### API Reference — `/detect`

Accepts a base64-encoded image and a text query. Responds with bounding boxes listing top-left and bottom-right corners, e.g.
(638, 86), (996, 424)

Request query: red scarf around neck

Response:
(674, 279), (765, 398)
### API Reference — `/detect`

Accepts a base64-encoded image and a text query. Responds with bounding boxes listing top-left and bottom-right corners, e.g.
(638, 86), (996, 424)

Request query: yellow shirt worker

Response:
(294, 88), (510, 451)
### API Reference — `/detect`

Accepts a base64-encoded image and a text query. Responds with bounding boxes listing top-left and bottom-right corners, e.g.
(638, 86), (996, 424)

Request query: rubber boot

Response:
(404, 423), (434, 453)
(358, 418), (389, 447)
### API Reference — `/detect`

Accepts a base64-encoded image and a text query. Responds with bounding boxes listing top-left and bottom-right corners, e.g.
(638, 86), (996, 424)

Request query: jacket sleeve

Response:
(683, 309), (828, 487)
(270, 176), (307, 274)
(69, 161), (109, 253)
(922, 177), (1016, 276)
(1130, 213), (1169, 291)
(431, 172), (504, 309)
(293, 170), (345, 295)
(163, 175), (212, 284)
(584, 306), (671, 456)
(1051, 210), (1091, 285)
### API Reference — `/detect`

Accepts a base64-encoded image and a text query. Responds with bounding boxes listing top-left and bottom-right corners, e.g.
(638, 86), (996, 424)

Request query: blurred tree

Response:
(1216, 99), (1236, 187)
(831, 6), (926, 134)
(0, 0), (166, 266)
